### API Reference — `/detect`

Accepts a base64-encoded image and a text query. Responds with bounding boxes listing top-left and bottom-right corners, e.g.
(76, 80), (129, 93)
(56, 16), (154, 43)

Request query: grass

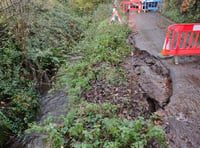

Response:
(26, 1), (167, 148)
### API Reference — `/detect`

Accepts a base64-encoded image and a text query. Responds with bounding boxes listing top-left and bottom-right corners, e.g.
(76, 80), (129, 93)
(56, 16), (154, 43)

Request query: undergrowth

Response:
(162, 0), (200, 23)
(27, 1), (167, 148)
(0, 0), (84, 146)
(27, 102), (166, 148)
(56, 3), (130, 101)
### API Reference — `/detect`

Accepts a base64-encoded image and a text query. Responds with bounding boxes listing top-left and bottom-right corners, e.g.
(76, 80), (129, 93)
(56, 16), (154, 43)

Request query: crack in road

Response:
(127, 11), (200, 148)
(128, 33), (172, 112)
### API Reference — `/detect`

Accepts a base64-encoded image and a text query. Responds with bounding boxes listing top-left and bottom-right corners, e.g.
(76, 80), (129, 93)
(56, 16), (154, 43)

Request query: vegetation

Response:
(0, 0), (84, 146)
(27, 103), (166, 148)
(27, 1), (167, 148)
(1, 0), (167, 147)
(57, 10), (130, 101)
(162, 0), (200, 23)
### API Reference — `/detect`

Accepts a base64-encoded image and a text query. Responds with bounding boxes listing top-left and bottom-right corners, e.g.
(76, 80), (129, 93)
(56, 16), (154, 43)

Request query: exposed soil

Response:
(124, 47), (172, 108)
(83, 78), (152, 119)
(128, 11), (200, 148)
(82, 47), (172, 120)
(7, 10), (200, 148)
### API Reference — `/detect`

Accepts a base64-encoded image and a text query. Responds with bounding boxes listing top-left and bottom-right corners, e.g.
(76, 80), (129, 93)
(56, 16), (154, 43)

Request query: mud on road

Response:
(128, 12), (200, 148)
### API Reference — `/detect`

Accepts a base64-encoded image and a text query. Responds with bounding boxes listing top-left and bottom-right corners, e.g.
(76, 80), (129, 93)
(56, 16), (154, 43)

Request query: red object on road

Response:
(162, 24), (200, 56)
(120, 1), (143, 13)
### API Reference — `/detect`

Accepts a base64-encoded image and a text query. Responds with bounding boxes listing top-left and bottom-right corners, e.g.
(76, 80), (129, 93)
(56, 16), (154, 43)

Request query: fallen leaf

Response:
(155, 111), (165, 117)
(117, 105), (121, 108)
(94, 91), (97, 95)
(154, 120), (163, 126)
(1, 102), (5, 105)
(119, 114), (124, 117)
(123, 110), (128, 114)
(127, 116), (132, 120)
(114, 93), (119, 96)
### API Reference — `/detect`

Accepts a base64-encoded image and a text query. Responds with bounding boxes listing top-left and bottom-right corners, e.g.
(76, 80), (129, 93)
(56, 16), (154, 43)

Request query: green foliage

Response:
(0, 40), (28, 99)
(0, 0), (168, 147)
(57, 4), (130, 100)
(163, 0), (200, 23)
(0, 39), (38, 140)
(0, 111), (12, 147)
(24, 0), (86, 84)
(27, 102), (166, 148)
(26, 2), (167, 148)
(68, 0), (112, 15)
(0, 0), (85, 145)
(27, 117), (65, 148)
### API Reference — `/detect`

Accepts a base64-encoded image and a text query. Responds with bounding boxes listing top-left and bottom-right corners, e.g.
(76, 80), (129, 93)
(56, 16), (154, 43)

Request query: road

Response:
(128, 12), (200, 148)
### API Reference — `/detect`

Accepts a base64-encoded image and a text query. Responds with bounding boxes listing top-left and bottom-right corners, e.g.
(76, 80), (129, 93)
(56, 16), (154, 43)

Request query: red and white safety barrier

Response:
(162, 24), (200, 56)
(120, 1), (143, 13)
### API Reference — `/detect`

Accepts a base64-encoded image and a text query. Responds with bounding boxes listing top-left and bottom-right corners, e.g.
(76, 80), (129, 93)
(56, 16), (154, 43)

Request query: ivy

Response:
(0, 0), (85, 146)
(163, 0), (200, 23)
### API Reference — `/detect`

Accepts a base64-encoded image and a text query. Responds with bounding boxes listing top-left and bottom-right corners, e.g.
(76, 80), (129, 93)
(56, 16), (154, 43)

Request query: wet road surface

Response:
(128, 12), (200, 148)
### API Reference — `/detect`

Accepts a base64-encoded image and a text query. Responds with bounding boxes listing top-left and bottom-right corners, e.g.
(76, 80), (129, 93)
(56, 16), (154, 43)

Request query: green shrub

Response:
(57, 4), (130, 100)
(27, 2), (167, 148)
(27, 103), (166, 148)
(163, 0), (200, 23)
(0, 40), (38, 137)
(0, 0), (85, 145)
(18, 1), (168, 148)
(68, 0), (112, 15)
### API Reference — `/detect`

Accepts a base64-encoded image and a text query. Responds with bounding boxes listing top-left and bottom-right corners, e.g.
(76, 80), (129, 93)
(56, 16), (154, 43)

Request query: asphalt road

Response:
(128, 11), (200, 148)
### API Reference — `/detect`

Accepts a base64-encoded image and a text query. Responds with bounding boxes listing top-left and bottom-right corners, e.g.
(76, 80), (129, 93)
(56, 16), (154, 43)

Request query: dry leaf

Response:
(119, 114), (124, 117)
(127, 89), (131, 93)
(127, 116), (132, 120)
(155, 111), (165, 117)
(154, 120), (163, 126)
(123, 110), (128, 114)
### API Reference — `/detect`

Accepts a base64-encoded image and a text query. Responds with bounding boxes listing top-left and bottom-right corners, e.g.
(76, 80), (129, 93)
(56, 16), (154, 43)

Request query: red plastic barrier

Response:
(120, 1), (143, 13)
(162, 24), (200, 56)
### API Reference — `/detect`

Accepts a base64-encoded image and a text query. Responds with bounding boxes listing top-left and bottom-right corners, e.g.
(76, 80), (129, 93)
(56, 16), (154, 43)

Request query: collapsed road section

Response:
(128, 11), (200, 147)
(123, 44), (172, 110)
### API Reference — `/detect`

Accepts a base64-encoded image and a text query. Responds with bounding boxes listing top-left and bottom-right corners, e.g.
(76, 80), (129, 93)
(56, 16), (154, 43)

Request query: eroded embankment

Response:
(128, 21), (200, 147)
(82, 33), (172, 122)
(125, 10), (200, 147)
(127, 34), (172, 110)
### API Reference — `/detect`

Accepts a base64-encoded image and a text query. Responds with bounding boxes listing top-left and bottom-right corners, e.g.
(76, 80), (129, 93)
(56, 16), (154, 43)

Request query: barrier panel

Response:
(120, 1), (143, 13)
(142, 0), (162, 11)
(162, 23), (200, 56)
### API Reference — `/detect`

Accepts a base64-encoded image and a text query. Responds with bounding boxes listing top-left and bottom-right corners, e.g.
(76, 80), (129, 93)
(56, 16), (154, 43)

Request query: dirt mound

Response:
(83, 78), (152, 119)
(132, 50), (171, 108)
(83, 49), (172, 120)
(124, 49), (172, 109)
